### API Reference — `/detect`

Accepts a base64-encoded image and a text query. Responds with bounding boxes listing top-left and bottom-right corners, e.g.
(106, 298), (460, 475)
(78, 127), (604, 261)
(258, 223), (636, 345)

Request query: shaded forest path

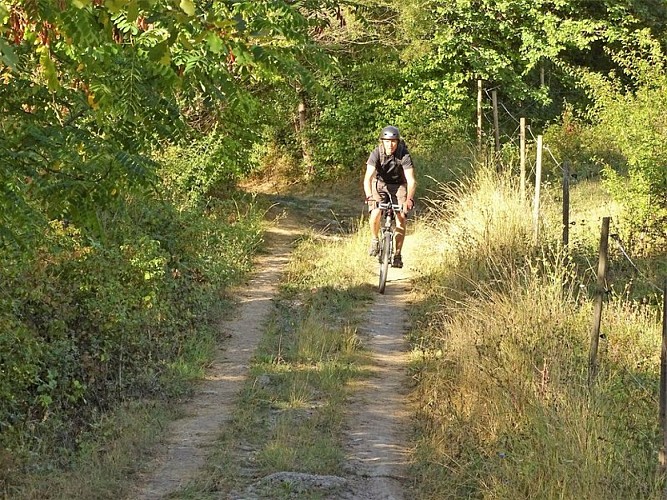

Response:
(128, 191), (415, 499)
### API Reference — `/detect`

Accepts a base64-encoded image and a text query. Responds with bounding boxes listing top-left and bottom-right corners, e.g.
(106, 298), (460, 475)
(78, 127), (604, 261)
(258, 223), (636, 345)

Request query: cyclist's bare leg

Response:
(369, 208), (381, 239)
(395, 212), (407, 253)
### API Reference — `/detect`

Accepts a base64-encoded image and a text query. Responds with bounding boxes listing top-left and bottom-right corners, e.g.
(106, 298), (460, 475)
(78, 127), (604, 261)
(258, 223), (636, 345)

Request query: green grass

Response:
(3, 401), (178, 500)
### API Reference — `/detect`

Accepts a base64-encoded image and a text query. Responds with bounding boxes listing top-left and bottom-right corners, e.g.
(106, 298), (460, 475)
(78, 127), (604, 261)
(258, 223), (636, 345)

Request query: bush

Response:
(540, 75), (667, 257)
(542, 105), (612, 180)
(0, 146), (263, 472)
(595, 79), (667, 255)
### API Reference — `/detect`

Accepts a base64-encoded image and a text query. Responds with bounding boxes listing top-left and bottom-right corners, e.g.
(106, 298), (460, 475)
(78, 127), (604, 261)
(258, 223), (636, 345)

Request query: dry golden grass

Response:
(408, 166), (664, 498)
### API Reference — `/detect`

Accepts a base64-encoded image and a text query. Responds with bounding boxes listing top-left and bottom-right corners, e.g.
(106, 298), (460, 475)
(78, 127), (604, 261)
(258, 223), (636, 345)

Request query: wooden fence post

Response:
(563, 160), (570, 248)
(492, 90), (500, 162)
(520, 118), (526, 201)
(588, 216), (610, 388)
(477, 79), (483, 153)
(660, 281), (667, 472)
(532, 135), (543, 245)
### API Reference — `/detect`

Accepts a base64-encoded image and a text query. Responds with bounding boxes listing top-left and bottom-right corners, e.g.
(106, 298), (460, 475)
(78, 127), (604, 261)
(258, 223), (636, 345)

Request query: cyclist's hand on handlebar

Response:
(406, 198), (415, 211)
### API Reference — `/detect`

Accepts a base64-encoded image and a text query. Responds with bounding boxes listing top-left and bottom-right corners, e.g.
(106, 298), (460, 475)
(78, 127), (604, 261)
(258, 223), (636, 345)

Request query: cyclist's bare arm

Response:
(363, 163), (376, 201)
(404, 168), (416, 210)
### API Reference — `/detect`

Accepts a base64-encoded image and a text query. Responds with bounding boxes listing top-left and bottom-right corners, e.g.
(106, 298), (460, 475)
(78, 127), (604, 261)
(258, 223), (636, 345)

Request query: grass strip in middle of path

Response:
(174, 227), (379, 499)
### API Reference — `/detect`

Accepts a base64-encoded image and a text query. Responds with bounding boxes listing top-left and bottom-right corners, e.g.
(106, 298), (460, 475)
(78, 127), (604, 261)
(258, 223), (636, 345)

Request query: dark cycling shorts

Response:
(371, 179), (407, 207)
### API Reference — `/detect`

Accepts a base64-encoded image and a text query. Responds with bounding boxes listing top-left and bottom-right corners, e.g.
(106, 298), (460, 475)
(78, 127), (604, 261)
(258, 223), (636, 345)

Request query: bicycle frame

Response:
(376, 200), (403, 294)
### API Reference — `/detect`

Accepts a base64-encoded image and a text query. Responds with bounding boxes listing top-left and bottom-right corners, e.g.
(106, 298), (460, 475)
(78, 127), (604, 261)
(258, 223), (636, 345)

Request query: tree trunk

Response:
(296, 95), (313, 176)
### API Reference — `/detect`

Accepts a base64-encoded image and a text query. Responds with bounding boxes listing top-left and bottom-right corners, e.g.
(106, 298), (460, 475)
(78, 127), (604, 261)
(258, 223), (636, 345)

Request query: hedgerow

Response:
(0, 139), (263, 472)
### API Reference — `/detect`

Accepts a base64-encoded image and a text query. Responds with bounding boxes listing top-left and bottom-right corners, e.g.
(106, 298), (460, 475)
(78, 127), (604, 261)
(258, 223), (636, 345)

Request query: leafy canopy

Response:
(0, 0), (346, 238)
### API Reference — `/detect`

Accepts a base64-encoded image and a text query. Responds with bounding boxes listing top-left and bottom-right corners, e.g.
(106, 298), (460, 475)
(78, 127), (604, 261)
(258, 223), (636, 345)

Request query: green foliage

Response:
(0, 0), (344, 242)
(0, 318), (43, 431)
(542, 105), (612, 180)
(0, 147), (263, 476)
(0, 0), (343, 469)
(290, 56), (471, 180)
(544, 32), (667, 256)
(595, 78), (667, 254)
(307, 61), (410, 175)
(397, 0), (606, 99)
(0, 0), (346, 471)
(158, 126), (264, 208)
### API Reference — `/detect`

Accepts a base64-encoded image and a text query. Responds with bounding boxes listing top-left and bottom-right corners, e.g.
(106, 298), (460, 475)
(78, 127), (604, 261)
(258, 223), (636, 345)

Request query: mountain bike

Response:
(376, 199), (403, 294)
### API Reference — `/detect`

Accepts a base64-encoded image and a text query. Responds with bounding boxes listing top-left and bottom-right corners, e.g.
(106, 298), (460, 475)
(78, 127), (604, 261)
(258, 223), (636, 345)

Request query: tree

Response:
(392, 0), (667, 116)
(0, 0), (346, 238)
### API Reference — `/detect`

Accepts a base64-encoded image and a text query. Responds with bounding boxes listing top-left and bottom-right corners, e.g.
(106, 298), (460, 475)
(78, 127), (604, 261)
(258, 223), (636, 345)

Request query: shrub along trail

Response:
(128, 189), (416, 499)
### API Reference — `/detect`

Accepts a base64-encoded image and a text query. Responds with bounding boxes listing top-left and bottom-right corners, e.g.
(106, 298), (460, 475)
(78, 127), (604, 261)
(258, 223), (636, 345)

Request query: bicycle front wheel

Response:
(378, 231), (392, 294)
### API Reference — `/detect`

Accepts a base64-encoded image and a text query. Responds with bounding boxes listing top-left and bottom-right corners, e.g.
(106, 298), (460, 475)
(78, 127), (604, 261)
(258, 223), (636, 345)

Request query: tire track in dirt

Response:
(340, 249), (414, 500)
(129, 216), (302, 500)
(128, 192), (415, 500)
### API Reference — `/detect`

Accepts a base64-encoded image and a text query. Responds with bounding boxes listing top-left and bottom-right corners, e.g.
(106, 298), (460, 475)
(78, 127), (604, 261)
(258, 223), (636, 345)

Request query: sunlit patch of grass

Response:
(417, 166), (533, 284)
(408, 164), (665, 498)
(292, 315), (363, 363)
(410, 257), (662, 497)
(539, 177), (621, 285)
(284, 221), (375, 294)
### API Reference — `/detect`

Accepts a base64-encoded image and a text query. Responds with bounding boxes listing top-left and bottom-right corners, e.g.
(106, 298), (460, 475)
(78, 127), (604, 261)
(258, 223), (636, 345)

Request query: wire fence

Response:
(478, 83), (664, 294)
(478, 81), (667, 471)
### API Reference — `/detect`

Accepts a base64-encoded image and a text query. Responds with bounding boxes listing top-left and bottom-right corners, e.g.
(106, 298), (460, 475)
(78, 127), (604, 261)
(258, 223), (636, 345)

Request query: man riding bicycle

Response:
(364, 125), (416, 268)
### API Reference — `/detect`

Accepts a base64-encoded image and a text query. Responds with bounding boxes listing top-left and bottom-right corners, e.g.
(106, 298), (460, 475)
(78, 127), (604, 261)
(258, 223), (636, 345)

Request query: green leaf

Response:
(105, 0), (126, 14)
(160, 49), (171, 65)
(207, 32), (223, 54)
(0, 38), (18, 70)
(179, 0), (195, 16)
(148, 41), (171, 65)
(72, 0), (90, 8)
(128, 0), (139, 21)
(39, 51), (60, 92)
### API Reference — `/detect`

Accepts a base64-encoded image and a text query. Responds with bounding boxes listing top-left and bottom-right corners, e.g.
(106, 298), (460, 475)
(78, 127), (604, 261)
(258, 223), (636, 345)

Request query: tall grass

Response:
(409, 166), (664, 498)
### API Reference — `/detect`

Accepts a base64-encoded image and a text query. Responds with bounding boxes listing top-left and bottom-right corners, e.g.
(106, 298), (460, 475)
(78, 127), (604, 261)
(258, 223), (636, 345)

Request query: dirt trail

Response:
(128, 194), (415, 500)
(341, 250), (414, 500)
(129, 215), (303, 500)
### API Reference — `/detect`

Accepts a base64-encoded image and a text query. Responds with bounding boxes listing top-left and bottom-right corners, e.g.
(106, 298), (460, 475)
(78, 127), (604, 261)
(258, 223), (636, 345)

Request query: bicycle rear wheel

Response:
(378, 231), (392, 294)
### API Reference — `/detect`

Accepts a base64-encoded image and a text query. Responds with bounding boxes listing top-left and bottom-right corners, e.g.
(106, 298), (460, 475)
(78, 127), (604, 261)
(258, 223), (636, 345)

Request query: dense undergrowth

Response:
(408, 166), (665, 498)
(0, 143), (264, 495)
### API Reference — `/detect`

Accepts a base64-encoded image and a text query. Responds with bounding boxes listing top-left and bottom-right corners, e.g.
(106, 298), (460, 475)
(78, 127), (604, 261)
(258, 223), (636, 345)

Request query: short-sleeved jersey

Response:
(366, 140), (413, 185)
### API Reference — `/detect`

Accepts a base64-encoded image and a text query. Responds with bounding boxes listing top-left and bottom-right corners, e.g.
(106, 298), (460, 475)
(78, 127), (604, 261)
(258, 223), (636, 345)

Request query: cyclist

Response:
(363, 125), (416, 268)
